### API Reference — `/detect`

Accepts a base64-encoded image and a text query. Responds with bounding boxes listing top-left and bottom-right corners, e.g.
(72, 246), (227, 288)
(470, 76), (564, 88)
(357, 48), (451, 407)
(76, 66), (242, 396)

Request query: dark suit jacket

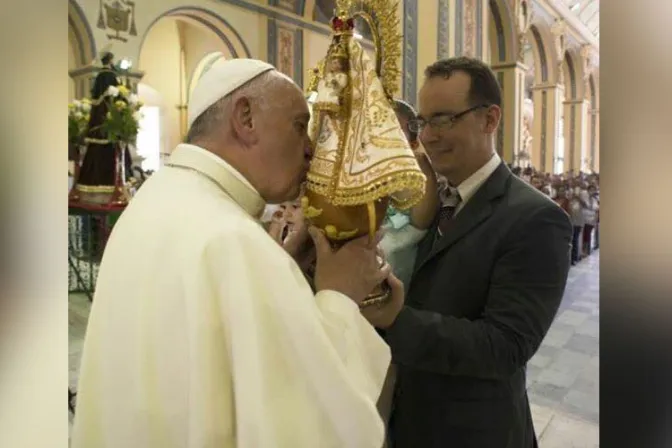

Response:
(386, 162), (572, 448)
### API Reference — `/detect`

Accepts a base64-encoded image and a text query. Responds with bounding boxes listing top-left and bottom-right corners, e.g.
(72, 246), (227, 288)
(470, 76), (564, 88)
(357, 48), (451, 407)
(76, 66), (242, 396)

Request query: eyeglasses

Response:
(408, 104), (490, 133)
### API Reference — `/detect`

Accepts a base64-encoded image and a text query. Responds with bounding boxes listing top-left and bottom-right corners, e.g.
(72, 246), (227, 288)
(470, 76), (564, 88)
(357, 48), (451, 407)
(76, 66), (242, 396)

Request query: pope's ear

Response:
(231, 96), (258, 143)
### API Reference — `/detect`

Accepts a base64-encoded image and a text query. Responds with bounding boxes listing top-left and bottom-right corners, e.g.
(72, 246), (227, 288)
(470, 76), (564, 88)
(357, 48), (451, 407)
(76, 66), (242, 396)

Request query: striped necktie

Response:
(437, 191), (462, 238)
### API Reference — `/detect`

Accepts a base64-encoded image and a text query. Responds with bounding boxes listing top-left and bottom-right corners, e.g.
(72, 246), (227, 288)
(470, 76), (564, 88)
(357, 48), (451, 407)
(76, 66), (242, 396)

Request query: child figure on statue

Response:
(313, 50), (349, 113)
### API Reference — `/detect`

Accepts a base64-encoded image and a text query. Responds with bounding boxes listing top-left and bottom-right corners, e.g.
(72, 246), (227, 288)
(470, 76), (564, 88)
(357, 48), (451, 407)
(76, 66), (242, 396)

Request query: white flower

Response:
(72, 99), (81, 108)
(80, 102), (91, 113)
(128, 93), (139, 105)
(74, 111), (83, 119)
(133, 111), (143, 122)
(106, 86), (119, 97)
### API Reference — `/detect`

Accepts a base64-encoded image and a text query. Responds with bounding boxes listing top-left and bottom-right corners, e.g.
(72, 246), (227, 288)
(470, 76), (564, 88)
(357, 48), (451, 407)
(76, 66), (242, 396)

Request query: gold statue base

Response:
(301, 190), (393, 309)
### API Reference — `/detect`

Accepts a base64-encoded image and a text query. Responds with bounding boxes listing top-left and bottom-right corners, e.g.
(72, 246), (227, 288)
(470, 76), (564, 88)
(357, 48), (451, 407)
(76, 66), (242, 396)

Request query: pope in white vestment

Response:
(70, 59), (391, 448)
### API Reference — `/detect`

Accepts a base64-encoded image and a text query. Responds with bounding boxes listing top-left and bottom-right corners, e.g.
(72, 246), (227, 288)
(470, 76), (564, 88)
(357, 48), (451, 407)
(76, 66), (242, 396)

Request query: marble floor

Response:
(69, 251), (599, 446)
(527, 250), (600, 446)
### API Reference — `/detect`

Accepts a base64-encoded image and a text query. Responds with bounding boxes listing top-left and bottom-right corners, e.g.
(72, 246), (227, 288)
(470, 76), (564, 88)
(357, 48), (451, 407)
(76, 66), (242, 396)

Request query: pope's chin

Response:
(269, 182), (303, 204)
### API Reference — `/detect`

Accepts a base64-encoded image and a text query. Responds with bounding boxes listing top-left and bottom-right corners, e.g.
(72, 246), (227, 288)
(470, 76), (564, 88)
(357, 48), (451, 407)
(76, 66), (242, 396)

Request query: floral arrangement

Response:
(67, 84), (144, 146)
(100, 85), (144, 144)
(68, 99), (91, 145)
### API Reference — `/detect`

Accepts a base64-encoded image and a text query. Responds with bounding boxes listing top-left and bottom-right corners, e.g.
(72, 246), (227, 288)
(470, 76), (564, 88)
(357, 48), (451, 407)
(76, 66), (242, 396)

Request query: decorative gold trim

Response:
(76, 184), (116, 193)
(312, 102), (340, 113)
(352, 0), (402, 101)
(366, 201), (377, 242)
(306, 59), (326, 94)
(360, 289), (390, 307)
(300, 196), (323, 218)
(308, 0), (401, 102)
(84, 137), (110, 144)
(306, 169), (426, 210)
(327, 57), (354, 199)
(305, 0), (424, 211)
(324, 225), (359, 240)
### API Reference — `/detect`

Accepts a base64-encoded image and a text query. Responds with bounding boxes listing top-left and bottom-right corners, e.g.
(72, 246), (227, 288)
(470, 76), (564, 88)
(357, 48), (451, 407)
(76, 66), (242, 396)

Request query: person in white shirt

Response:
(581, 184), (599, 255)
(71, 58), (404, 448)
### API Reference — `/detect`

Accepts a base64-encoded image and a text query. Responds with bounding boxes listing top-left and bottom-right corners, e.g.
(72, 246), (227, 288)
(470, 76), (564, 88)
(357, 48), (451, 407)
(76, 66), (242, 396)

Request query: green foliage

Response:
(101, 97), (142, 144)
(67, 100), (90, 145)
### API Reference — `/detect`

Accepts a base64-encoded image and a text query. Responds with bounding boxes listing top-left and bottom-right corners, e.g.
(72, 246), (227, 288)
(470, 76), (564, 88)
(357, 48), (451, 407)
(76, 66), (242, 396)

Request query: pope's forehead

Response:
(273, 81), (309, 113)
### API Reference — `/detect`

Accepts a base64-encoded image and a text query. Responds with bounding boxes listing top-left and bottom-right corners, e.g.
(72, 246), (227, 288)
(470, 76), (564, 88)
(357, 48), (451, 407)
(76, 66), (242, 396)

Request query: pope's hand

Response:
(360, 273), (405, 329)
(309, 227), (391, 305)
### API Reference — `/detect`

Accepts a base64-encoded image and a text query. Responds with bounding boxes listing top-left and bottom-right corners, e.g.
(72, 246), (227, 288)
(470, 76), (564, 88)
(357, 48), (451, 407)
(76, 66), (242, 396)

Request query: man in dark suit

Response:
(380, 57), (573, 447)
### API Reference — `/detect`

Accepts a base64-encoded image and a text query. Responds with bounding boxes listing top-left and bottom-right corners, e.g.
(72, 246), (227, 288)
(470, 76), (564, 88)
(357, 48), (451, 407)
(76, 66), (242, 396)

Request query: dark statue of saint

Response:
(71, 52), (133, 205)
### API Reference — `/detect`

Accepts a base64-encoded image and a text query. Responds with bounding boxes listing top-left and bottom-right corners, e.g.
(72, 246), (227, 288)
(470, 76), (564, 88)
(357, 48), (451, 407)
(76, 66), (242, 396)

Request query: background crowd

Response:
(512, 167), (600, 265)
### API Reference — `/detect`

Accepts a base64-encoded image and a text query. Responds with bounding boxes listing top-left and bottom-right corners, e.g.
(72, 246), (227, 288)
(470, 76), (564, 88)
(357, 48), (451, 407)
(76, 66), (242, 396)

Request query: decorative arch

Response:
(488, 0), (517, 63)
(563, 49), (586, 100)
(138, 6), (252, 65)
(69, 0), (97, 99)
(527, 24), (548, 84)
(589, 69), (599, 107)
(528, 22), (563, 86)
(68, 0), (97, 68)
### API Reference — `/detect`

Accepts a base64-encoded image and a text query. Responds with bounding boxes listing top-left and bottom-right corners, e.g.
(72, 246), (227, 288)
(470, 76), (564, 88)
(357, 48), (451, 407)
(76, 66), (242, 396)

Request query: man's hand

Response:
(309, 227), (391, 305)
(360, 273), (405, 329)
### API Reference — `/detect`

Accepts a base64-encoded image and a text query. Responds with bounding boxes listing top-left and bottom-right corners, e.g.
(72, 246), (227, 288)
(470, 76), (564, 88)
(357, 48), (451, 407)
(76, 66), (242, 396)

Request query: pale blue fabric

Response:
(379, 206), (427, 292)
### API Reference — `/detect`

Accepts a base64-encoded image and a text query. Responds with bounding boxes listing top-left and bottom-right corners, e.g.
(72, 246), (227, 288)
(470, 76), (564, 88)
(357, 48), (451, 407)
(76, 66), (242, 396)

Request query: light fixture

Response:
(119, 58), (133, 71)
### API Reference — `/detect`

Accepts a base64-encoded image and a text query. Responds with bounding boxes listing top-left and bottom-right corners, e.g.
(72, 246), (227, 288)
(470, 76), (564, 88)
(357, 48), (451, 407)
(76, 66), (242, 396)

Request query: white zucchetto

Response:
(187, 58), (275, 129)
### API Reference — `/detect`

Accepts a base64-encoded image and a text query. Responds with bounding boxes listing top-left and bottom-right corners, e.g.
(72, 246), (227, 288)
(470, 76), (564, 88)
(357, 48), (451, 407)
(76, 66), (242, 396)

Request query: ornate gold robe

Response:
(71, 144), (390, 447)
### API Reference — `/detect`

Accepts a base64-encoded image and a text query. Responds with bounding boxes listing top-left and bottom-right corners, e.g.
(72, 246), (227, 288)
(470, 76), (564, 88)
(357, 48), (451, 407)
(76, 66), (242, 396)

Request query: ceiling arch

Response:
(561, 0), (599, 38)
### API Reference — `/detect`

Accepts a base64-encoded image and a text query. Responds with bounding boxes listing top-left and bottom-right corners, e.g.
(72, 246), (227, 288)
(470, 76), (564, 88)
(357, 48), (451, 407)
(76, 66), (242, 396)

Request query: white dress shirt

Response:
(442, 152), (502, 215)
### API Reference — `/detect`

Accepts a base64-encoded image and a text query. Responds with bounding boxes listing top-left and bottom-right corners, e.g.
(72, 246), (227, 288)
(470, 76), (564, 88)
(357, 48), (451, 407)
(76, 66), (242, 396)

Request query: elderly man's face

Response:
(254, 80), (312, 203)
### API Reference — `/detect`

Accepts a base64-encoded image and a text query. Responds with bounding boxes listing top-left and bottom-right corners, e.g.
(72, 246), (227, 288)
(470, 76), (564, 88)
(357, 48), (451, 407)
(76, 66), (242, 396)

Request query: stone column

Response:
(417, 0), (438, 82)
(121, 69), (144, 93)
(69, 66), (98, 99)
(590, 107), (600, 172)
(491, 61), (527, 164)
(530, 83), (564, 173)
(563, 98), (589, 173)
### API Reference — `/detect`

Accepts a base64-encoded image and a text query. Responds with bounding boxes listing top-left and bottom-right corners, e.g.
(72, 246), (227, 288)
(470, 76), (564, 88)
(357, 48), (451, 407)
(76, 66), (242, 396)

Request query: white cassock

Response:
(71, 144), (391, 448)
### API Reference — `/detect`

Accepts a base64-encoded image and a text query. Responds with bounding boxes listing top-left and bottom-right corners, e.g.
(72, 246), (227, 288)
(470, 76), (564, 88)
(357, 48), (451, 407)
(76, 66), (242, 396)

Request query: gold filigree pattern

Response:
(307, 35), (425, 210)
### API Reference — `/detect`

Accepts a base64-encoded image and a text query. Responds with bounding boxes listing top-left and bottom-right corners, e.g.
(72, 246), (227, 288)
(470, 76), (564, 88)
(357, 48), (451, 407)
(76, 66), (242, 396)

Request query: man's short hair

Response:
(184, 97), (227, 144)
(424, 57), (502, 108)
(393, 99), (418, 143)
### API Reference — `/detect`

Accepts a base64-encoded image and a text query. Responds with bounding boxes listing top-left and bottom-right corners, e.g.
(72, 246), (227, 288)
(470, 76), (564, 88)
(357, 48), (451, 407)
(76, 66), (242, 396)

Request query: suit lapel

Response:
(414, 163), (511, 274)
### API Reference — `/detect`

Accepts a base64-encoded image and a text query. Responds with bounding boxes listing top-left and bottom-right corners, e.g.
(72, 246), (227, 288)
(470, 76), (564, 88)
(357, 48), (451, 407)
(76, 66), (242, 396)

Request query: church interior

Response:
(68, 0), (600, 445)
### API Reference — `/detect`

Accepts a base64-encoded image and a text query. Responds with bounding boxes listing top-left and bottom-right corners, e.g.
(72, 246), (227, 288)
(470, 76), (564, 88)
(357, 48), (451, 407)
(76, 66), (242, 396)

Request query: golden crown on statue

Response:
(303, 0), (426, 307)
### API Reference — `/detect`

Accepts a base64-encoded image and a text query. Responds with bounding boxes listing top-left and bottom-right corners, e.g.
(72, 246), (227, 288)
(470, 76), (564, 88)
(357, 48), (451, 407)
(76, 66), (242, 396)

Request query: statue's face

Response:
(331, 58), (346, 73)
